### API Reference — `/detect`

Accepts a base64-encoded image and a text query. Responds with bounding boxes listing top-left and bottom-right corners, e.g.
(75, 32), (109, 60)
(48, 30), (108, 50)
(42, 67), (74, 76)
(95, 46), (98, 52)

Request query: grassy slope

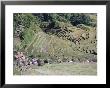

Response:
(13, 23), (97, 75)
(24, 25), (96, 59)
(13, 14), (97, 75)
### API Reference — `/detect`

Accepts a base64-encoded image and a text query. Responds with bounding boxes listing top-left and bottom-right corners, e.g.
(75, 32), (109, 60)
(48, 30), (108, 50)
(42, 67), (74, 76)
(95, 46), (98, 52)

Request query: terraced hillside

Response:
(14, 13), (97, 65)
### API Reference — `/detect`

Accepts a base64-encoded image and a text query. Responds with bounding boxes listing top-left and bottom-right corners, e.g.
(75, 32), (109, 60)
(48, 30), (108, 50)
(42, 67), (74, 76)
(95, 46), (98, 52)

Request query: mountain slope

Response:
(13, 13), (97, 63)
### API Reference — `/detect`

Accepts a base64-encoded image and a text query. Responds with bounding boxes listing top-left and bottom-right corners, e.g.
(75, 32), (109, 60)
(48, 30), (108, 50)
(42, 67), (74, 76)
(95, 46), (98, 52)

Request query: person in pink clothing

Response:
(14, 52), (27, 66)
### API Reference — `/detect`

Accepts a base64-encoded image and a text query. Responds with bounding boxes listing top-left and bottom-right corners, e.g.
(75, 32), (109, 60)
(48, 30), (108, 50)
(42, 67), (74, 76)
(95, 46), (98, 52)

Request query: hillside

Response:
(13, 13), (97, 63)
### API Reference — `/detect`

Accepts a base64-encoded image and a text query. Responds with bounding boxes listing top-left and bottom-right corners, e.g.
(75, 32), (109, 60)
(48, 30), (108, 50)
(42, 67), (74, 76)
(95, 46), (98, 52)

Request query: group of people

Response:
(14, 52), (96, 70)
(14, 52), (27, 66)
(14, 52), (44, 68)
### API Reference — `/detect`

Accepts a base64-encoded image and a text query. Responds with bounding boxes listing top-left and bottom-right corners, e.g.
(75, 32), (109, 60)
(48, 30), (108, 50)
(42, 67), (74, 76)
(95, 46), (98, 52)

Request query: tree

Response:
(13, 13), (39, 37)
(70, 13), (92, 26)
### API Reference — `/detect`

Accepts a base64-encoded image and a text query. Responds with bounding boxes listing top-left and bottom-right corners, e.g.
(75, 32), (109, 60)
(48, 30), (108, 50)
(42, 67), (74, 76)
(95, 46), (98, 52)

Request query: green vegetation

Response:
(14, 13), (97, 60)
(13, 13), (97, 75)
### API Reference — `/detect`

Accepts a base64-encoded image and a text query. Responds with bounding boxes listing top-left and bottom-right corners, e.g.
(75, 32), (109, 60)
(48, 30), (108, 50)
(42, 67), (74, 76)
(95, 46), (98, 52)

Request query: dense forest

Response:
(14, 13), (97, 64)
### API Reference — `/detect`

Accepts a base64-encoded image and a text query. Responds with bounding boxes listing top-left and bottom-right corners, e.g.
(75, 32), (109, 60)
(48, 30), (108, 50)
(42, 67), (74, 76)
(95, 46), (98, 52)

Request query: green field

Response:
(14, 62), (97, 75)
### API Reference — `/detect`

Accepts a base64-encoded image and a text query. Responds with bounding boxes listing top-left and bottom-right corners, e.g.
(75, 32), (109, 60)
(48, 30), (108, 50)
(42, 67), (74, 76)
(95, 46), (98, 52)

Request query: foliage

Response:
(13, 13), (39, 36)
(14, 13), (97, 63)
(70, 13), (92, 26)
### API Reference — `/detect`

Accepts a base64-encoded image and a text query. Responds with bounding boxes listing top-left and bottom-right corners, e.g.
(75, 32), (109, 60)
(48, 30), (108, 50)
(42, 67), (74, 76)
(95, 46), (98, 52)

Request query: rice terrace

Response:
(13, 13), (97, 75)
